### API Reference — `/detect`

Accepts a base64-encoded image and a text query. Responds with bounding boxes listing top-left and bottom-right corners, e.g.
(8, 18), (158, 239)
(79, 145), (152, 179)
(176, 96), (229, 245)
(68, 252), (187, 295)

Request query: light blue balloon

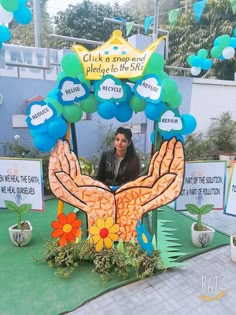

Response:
(230, 37), (236, 48)
(14, 5), (32, 25)
(34, 134), (57, 152)
(30, 124), (48, 136)
(201, 59), (213, 71)
(47, 118), (67, 139)
(97, 101), (118, 120)
(115, 103), (133, 122)
(214, 37), (220, 46)
(191, 56), (202, 67)
(181, 114), (197, 135)
(0, 25), (11, 42)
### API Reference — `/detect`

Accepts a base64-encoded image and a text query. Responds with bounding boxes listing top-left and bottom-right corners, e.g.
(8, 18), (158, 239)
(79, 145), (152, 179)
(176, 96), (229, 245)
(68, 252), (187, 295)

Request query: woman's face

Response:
(114, 133), (130, 154)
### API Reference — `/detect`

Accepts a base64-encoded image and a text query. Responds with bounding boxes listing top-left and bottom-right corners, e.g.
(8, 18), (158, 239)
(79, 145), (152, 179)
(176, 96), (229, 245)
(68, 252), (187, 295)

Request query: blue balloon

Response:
(48, 118), (67, 138)
(0, 25), (11, 42)
(230, 37), (236, 48)
(30, 124), (48, 136)
(145, 101), (166, 121)
(181, 114), (197, 135)
(14, 5), (32, 25)
(121, 84), (132, 104)
(234, 28), (236, 37)
(0, 42), (2, 49)
(34, 134), (57, 152)
(115, 103), (133, 122)
(201, 59), (213, 71)
(47, 87), (59, 98)
(97, 101), (118, 120)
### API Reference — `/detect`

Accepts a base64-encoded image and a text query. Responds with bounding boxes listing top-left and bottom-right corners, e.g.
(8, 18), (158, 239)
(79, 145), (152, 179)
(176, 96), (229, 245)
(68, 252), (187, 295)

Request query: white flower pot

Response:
(8, 221), (32, 247)
(191, 223), (215, 248)
(230, 235), (236, 263)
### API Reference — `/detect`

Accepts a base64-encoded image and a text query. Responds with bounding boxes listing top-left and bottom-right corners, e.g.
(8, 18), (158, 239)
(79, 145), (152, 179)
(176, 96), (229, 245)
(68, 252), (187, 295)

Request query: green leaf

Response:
(199, 204), (214, 214)
(18, 204), (32, 215)
(152, 234), (157, 250)
(185, 204), (200, 214)
(4, 200), (18, 212)
(117, 239), (125, 253)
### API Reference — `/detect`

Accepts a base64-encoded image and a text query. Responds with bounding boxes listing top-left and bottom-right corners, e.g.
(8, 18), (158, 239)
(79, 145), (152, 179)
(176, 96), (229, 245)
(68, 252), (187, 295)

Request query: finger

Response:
(169, 140), (184, 176)
(158, 137), (176, 176)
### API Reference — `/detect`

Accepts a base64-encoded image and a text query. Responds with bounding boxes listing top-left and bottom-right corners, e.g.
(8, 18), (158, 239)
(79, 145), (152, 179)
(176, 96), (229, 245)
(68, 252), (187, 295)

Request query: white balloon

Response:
(0, 5), (13, 24)
(222, 47), (235, 59)
(191, 66), (201, 76)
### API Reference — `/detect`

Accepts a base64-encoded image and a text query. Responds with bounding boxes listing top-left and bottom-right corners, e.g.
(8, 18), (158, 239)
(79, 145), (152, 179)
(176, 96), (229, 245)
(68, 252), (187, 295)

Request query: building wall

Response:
(190, 78), (236, 134)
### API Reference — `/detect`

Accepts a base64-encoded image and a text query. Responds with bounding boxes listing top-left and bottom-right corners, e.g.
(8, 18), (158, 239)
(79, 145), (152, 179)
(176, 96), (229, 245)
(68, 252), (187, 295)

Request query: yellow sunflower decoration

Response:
(89, 217), (119, 252)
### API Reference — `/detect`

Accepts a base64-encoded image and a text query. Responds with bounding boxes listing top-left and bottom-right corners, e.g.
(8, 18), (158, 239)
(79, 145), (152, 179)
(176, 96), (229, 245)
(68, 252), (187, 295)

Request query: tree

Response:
(9, 0), (53, 48)
(168, 0), (236, 80)
(52, 0), (140, 49)
(207, 112), (236, 154)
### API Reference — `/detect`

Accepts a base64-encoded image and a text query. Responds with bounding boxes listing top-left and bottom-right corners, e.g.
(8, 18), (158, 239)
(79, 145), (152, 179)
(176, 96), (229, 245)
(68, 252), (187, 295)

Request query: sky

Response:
(47, 0), (126, 17)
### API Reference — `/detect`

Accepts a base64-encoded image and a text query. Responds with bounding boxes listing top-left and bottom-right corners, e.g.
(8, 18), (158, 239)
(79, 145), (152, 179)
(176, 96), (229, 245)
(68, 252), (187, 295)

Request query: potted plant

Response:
(207, 112), (236, 167)
(185, 203), (215, 248)
(4, 200), (32, 247)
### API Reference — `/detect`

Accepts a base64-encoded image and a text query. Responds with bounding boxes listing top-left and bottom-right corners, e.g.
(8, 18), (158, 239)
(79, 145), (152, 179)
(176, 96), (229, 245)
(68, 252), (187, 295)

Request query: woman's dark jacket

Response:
(96, 150), (140, 186)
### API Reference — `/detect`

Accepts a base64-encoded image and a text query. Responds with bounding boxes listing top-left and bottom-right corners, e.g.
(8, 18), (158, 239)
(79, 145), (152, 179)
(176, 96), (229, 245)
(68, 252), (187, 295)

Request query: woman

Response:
(96, 127), (140, 187)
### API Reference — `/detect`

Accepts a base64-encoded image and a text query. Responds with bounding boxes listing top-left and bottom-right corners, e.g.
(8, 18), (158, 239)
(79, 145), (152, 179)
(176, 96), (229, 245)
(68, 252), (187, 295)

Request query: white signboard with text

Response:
(225, 161), (236, 216)
(175, 161), (226, 211)
(0, 158), (44, 211)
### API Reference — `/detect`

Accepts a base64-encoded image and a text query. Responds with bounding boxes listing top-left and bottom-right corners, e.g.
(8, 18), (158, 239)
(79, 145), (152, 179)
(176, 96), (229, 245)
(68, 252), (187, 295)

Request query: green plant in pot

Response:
(185, 203), (215, 248)
(4, 200), (32, 247)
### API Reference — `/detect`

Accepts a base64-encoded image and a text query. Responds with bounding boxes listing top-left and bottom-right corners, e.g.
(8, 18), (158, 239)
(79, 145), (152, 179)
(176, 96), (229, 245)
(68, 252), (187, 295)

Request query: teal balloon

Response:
(210, 46), (222, 58)
(63, 104), (83, 123)
(187, 54), (195, 66)
(144, 53), (165, 75)
(181, 114), (197, 135)
(0, 25), (11, 42)
(129, 95), (146, 112)
(162, 79), (178, 103)
(218, 34), (231, 49)
(197, 49), (208, 59)
(1, 0), (19, 12)
(168, 92), (182, 109)
(80, 95), (98, 113)
(57, 71), (67, 82)
(61, 54), (84, 76)
(159, 71), (169, 80)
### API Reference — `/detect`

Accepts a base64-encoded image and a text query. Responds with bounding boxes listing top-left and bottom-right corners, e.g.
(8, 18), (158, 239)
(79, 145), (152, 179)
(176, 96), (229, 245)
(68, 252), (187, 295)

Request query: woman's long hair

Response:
(115, 127), (140, 179)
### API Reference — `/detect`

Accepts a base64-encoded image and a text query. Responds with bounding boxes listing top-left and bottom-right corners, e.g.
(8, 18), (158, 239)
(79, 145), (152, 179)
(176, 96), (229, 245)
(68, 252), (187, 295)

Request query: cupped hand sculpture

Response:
(49, 138), (184, 242)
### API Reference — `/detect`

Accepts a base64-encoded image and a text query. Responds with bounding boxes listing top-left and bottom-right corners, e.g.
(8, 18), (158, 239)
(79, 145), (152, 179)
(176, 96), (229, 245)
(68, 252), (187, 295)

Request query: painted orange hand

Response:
(49, 140), (116, 226)
(114, 138), (184, 241)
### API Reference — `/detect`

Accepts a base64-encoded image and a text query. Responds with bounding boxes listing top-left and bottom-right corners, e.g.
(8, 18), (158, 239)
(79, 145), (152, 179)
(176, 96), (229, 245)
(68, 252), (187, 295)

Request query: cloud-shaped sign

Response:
(26, 101), (56, 129)
(57, 77), (89, 105)
(134, 74), (162, 103)
(158, 110), (182, 132)
(94, 75), (126, 102)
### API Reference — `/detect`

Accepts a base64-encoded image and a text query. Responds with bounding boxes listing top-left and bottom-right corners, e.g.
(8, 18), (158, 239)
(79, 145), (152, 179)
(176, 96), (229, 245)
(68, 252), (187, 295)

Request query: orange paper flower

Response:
(51, 212), (82, 246)
(89, 217), (119, 252)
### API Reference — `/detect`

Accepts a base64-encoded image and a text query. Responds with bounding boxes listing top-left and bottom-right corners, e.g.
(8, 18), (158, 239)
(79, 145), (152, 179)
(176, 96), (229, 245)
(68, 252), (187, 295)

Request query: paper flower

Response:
(51, 212), (82, 246)
(136, 220), (154, 256)
(89, 217), (119, 252)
